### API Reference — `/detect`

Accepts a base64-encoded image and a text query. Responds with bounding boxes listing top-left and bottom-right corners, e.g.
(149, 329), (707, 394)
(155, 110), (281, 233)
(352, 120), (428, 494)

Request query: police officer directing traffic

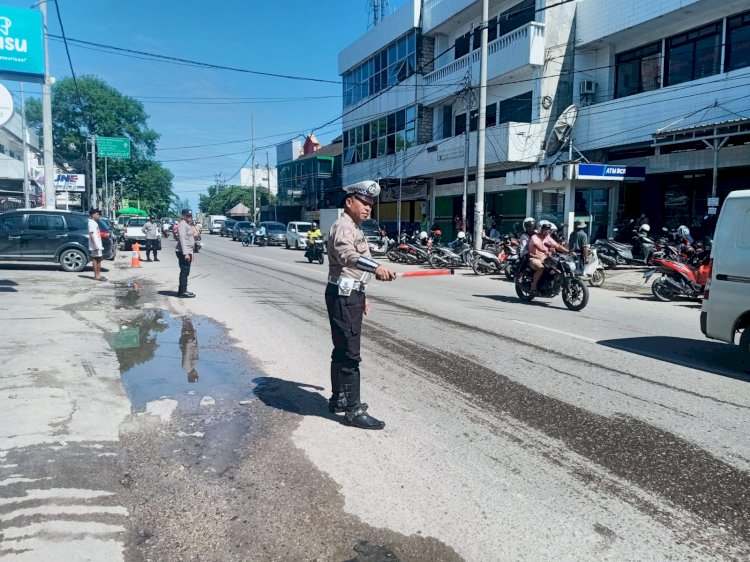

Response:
(326, 181), (396, 430)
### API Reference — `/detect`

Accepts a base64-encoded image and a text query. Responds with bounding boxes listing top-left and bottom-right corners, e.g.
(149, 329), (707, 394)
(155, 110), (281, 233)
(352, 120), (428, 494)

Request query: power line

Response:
(51, 1), (83, 105)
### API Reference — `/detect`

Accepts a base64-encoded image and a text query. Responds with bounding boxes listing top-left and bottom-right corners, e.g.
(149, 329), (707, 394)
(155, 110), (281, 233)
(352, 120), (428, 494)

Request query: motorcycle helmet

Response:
(639, 224), (651, 233)
(419, 231), (428, 240)
(523, 217), (536, 228)
(312, 222), (318, 229)
(677, 225), (690, 238)
(457, 231), (466, 239)
(433, 229), (442, 236)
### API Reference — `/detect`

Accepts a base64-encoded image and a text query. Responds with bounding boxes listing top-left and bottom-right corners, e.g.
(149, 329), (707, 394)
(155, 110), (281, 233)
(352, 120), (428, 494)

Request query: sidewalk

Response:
(602, 267), (653, 295)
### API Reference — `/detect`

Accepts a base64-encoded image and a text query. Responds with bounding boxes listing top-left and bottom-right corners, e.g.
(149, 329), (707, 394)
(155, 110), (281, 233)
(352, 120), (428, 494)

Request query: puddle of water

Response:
(114, 281), (142, 310)
(114, 311), (255, 413)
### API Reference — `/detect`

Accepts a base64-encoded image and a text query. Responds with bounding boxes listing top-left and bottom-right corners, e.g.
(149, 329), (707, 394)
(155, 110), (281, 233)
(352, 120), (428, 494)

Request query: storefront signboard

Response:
(707, 197), (720, 207)
(576, 164), (645, 181)
(0, 6), (44, 80)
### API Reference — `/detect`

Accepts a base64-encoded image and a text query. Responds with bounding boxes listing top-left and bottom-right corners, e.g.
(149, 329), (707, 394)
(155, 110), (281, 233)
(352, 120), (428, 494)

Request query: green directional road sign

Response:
(97, 137), (131, 159)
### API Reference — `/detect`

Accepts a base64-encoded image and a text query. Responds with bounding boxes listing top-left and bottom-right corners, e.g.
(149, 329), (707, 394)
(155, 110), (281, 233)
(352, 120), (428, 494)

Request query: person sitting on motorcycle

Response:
(417, 231), (430, 246)
(447, 230), (467, 250)
(308, 222), (322, 244)
(518, 217), (537, 258)
(529, 222), (569, 294)
(251, 223), (267, 245)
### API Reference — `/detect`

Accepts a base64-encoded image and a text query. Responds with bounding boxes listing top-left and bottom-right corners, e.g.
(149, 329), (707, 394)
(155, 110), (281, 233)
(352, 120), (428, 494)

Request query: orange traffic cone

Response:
(131, 242), (141, 267)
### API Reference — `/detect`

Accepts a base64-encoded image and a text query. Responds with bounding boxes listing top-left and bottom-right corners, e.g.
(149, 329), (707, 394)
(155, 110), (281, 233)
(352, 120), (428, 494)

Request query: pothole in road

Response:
(112, 310), (257, 475)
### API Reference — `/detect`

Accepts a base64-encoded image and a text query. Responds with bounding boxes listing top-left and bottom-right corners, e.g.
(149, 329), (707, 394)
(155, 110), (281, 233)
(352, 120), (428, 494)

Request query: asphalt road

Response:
(1, 235), (748, 561)
(173, 235), (749, 560)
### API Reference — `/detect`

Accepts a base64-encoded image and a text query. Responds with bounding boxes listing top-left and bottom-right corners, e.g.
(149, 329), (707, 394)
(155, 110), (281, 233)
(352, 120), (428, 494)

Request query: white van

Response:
(700, 189), (750, 352)
(286, 221), (312, 249)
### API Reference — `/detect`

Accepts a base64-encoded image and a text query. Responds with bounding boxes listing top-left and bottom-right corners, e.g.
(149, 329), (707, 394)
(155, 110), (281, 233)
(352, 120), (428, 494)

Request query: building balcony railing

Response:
(422, 22), (545, 106)
(342, 121), (542, 183)
(574, 67), (750, 152)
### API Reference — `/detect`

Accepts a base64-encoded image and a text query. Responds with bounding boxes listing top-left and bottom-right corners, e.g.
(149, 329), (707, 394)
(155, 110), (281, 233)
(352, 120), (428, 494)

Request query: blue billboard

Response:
(0, 6), (44, 79)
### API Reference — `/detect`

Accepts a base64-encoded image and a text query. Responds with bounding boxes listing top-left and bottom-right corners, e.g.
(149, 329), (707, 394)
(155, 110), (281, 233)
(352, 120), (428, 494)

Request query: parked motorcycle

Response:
(389, 238), (430, 264)
(515, 254), (589, 311)
(582, 247), (605, 287)
(594, 226), (658, 268)
(304, 239), (325, 264)
(644, 251), (711, 302)
(471, 248), (505, 276)
(368, 235), (393, 258)
(429, 243), (469, 268)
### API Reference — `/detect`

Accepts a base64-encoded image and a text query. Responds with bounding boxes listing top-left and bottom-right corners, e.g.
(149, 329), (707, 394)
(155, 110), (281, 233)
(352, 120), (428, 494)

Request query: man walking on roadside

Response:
(88, 209), (106, 282)
(176, 209), (195, 298)
(142, 216), (159, 261)
(326, 181), (396, 430)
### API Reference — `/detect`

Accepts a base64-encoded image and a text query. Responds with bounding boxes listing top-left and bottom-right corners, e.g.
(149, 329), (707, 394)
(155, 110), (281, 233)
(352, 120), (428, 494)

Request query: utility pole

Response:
(20, 84), (30, 208)
(266, 151), (274, 221)
(251, 114), (256, 223)
(91, 135), (97, 208)
(473, 0), (489, 249)
(40, 1), (55, 209)
(461, 73), (472, 234)
(104, 157), (108, 215)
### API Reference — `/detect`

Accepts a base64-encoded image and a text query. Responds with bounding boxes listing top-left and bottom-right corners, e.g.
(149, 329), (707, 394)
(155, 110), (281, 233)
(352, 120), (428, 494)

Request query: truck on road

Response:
(319, 208), (344, 242)
(207, 214), (228, 234)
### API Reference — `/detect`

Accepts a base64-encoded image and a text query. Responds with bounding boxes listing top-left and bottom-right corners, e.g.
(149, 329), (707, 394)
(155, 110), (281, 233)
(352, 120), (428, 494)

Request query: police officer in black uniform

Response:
(326, 181), (396, 430)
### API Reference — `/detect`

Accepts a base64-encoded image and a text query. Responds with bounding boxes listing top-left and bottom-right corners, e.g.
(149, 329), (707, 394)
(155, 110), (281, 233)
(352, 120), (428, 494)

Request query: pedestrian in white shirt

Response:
(88, 209), (106, 281)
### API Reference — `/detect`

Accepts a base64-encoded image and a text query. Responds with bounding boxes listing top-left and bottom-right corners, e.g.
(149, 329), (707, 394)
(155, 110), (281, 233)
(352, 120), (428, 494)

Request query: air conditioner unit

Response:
(580, 80), (596, 96)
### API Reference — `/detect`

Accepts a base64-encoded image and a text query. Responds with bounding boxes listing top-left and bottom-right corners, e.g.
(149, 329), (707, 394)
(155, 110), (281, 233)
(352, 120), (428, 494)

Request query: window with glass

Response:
(499, 92), (532, 124)
(455, 32), (470, 59)
(343, 106), (416, 164)
(615, 42), (661, 98)
(28, 214), (64, 231)
(343, 30), (418, 107)
(472, 18), (499, 51)
(727, 10), (750, 72)
(498, 0), (535, 36)
(453, 105), (496, 136)
(665, 22), (722, 86)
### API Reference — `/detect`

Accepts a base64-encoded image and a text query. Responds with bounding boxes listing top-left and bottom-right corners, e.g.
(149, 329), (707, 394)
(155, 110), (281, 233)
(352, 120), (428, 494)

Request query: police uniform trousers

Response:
(325, 283), (365, 406)
(176, 251), (191, 293)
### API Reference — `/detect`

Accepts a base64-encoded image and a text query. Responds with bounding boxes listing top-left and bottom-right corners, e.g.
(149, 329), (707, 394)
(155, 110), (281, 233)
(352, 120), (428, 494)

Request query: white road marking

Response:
(0, 488), (114, 506)
(1, 505), (128, 522)
(511, 320), (598, 343)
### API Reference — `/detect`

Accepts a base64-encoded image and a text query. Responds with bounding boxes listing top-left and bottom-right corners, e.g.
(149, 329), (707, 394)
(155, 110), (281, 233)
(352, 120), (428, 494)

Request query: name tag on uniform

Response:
(338, 277), (355, 296)
(356, 240), (368, 253)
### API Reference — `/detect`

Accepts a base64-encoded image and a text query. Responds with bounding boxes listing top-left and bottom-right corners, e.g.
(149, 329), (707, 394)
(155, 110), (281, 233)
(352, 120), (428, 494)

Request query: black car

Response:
(259, 221), (286, 246)
(232, 221), (255, 241)
(97, 217), (118, 261)
(220, 219), (237, 237)
(360, 219), (382, 244)
(0, 209), (115, 272)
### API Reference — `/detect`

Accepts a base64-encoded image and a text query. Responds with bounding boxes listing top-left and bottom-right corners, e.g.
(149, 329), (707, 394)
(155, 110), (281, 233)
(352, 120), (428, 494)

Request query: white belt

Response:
(328, 276), (367, 291)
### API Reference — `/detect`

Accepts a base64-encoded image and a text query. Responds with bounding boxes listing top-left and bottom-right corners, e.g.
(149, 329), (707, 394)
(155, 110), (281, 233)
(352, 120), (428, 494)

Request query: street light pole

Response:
(20, 83), (30, 208)
(473, 0), (489, 249)
(40, 0), (55, 209)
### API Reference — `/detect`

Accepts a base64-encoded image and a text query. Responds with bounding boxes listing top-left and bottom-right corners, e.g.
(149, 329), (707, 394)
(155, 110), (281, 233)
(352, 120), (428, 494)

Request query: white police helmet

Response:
(419, 231), (428, 240)
(343, 180), (381, 204)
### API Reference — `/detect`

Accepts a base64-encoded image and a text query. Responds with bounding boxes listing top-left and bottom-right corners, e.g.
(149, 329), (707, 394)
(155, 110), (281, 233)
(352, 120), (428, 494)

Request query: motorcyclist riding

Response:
(308, 222), (322, 243)
(518, 217), (536, 258)
(529, 221), (570, 294)
(251, 223), (267, 245)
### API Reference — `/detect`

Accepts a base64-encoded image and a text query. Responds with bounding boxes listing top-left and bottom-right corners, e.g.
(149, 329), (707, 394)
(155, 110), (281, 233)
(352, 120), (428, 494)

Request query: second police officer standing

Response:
(326, 181), (396, 430)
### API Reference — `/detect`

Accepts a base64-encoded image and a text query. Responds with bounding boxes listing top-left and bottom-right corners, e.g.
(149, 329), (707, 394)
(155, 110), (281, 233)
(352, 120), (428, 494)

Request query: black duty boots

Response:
(342, 380), (385, 430)
(328, 393), (347, 413)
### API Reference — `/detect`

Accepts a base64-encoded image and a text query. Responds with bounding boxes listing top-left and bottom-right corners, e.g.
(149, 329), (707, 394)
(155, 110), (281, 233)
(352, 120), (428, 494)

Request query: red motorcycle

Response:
(643, 255), (711, 302)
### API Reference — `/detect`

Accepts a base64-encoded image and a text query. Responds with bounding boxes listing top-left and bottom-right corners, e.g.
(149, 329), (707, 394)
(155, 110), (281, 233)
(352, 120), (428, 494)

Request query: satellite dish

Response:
(545, 104), (578, 157)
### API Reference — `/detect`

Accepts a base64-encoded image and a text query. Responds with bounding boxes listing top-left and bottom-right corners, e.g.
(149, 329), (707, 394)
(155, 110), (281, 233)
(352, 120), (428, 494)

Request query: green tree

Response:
(26, 75), (173, 213)
(198, 184), (274, 217)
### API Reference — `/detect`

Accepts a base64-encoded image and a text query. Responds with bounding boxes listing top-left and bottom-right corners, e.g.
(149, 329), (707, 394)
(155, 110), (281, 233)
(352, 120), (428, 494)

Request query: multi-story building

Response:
(508, 0), (750, 240)
(339, 0), (577, 237)
(275, 135), (342, 221)
(0, 110), (43, 212)
(241, 164), (278, 196)
(340, 0), (750, 240)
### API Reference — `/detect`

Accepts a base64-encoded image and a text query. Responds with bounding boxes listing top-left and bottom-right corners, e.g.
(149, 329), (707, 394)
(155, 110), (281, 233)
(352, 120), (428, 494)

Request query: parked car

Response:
(259, 221), (286, 246)
(286, 221), (312, 249)
(97, 217), (117, 261)
(360, 219), (382, 244)
(220, 219), (237, 237)
(0, 209), (114, 272)
(701, 189), (750, 353)
(121, 216), (149, 251)
(232, 221), (255, 241)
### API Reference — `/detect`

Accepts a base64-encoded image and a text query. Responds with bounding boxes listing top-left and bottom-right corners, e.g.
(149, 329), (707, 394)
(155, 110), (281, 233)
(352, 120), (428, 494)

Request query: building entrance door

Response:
(575, 188), (610, 242)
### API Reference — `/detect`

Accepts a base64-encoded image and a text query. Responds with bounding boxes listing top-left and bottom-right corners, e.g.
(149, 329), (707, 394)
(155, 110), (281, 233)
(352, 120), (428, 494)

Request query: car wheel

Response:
(739, 327), (750, 353)
(60, 248), (87, 272)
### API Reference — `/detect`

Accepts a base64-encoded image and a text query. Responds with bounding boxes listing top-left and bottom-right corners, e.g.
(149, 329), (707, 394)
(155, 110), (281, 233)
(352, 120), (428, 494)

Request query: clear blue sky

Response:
(4, 0), (406, 210)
